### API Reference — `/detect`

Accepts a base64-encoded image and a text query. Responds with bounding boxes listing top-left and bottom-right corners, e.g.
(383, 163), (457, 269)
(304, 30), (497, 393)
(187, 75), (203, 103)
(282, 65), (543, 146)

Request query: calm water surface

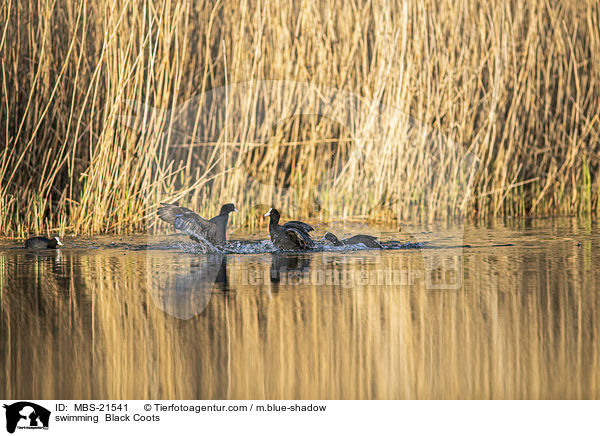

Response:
(1, 219), (599, 399)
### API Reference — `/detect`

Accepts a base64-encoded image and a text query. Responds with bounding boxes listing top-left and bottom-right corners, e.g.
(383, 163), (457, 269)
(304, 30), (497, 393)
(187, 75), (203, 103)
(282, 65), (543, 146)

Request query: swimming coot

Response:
(158, 203), (237, 246)
(264, 208), (315, 250)
(323, 231), (382, 249)
(25, 236), (63, 249)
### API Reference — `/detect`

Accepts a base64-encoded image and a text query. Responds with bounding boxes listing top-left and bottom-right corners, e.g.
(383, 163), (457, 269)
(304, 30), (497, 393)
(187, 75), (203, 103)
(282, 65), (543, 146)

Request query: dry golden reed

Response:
(1, 0), (599, 236)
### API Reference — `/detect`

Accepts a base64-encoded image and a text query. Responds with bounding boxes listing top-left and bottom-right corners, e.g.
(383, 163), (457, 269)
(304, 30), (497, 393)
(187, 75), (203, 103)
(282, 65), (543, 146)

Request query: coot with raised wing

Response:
(158, 203), (237, 246)
(264, 208), (315, 250)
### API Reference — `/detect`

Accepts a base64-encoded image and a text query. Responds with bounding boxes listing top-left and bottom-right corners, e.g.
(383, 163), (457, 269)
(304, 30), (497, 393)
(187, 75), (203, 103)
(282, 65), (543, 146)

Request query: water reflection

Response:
(149, 254), (229, 320)
(269, 253), (312, 287)
(1, 223), (600, 399)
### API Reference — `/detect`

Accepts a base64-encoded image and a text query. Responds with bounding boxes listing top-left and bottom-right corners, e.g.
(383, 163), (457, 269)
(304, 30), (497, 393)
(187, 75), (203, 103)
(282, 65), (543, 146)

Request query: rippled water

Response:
(1, 219), (599, 399)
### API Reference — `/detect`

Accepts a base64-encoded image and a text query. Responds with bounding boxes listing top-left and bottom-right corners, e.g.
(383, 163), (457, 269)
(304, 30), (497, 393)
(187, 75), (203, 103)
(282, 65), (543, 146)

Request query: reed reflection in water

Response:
(1, 225), (599, 399)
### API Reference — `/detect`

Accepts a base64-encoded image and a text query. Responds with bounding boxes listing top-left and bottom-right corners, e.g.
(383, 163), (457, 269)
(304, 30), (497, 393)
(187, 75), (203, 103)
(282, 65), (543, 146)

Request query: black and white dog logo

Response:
(3, 402), (50, 433)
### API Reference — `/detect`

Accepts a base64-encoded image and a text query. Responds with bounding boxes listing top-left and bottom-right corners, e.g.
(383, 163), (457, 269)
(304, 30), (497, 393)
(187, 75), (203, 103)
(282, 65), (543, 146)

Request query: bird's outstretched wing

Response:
(284, 220), (314, 233)
(157, 203), (216, 242)
(285, 228), (315, 249)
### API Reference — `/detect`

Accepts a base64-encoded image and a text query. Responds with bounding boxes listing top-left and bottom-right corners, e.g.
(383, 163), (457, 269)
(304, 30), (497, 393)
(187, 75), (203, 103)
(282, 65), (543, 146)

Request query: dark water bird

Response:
(157, 203), (237, 246)
(264, 208), (315, 250)
(322, 231), (382, 249)
(24, 236), (63, 249)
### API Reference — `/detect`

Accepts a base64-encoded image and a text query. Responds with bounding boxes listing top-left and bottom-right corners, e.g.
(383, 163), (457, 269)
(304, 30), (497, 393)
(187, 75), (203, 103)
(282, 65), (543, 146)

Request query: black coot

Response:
(25, 236), (63, 249)
(323, 231), (382, 249)
(158, 203), (237, 246)
(264, 208), (315, 250)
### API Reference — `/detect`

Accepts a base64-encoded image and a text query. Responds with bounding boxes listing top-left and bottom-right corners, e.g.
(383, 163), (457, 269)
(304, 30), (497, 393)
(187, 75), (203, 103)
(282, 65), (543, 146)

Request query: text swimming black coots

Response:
(158, 203), (237, 246)
(264, 208), (315, 250)
(25, 236), (63, 249)
(323, 231), (382, 249)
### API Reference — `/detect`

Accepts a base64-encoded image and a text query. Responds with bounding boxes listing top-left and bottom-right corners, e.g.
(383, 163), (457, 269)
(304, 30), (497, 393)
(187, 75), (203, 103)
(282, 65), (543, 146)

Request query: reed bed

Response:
(1, 0), (599, 236)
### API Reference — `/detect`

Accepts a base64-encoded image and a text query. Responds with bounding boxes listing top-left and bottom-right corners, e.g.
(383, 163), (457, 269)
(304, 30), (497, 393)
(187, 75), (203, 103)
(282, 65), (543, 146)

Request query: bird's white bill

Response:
(264, 208), (273, 217)
(54, 237), (63, 246)
(234, 208), (239, 213)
